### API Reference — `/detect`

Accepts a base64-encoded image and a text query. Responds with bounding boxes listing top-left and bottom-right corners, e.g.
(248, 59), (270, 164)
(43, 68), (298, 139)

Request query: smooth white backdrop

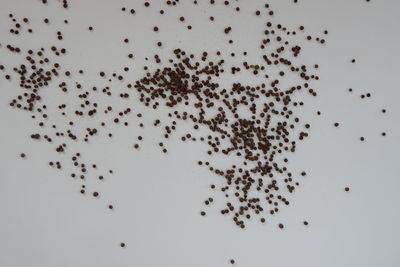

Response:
(0, 0), (399, 266)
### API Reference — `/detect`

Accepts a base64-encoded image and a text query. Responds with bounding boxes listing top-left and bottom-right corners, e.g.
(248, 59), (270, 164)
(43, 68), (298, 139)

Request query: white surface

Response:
(0, 0), (400, 266)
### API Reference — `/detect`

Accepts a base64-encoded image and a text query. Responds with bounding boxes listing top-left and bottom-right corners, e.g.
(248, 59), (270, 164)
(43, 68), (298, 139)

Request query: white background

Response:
(0, 0), (399, 266)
